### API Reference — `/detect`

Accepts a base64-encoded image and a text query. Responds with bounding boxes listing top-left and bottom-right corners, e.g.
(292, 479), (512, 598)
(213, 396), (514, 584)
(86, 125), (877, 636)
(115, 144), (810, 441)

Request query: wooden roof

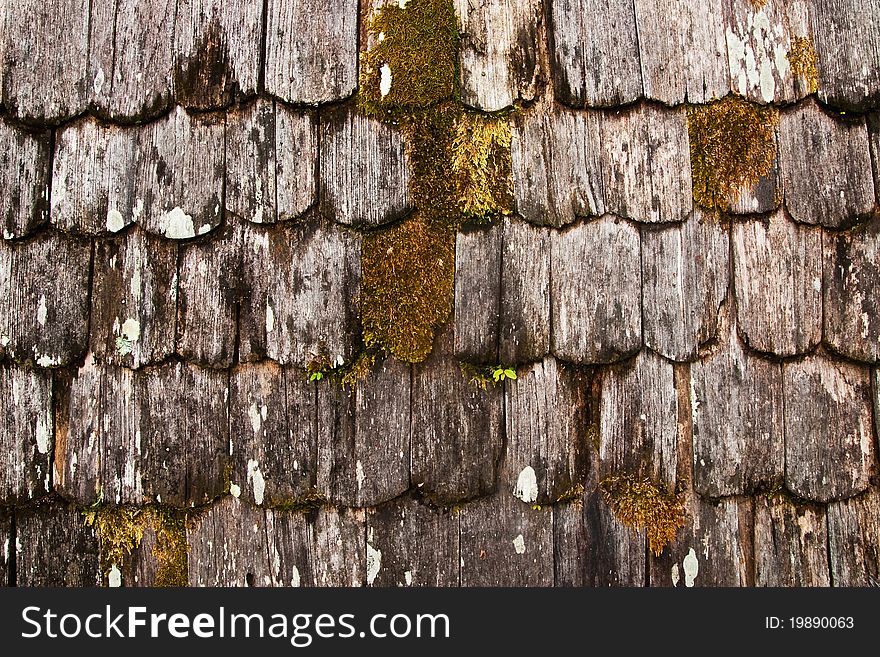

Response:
(1, 0), (880, 587)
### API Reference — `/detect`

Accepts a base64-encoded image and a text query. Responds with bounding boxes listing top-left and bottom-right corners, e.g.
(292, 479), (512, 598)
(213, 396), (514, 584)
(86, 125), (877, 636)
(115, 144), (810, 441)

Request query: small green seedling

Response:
(492, 367), (517, 383)
(309, 371), (324, 382)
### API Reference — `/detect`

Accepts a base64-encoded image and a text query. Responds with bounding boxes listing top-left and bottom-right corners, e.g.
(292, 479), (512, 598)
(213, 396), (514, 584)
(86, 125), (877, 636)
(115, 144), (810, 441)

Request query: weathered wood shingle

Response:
(453, 223), (501, 363)
(0, 121), (51, 240)
(754, 496), (830, 587)
(826, 487), (880, 586)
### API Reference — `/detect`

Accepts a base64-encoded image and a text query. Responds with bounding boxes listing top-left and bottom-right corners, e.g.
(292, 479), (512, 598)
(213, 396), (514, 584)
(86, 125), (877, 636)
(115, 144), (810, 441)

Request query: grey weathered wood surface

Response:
(549, 0), (642, 107)
(500, 217), (551, 363)
(641, 211), (729, 362)
(317, 356), (410, 508)
(551, 499), (588, 586)
(264, 0), (359, 105)
(2, 0), (90, 124)
(172, 0), (263, 110)
(503, 357), (590, 505)
(309, 505), (366, 586)
(733, 211), (822, 357)
(512, 105), (605, 227)
(137, 107), (225, 239)
(411, 326), (503, 504)
(601, 104), (692, 224)
(453, 223), (501, 363)
(91, 227), (178, 369)
(651, 494), (753, 587)
(0, 231), (91, 368)
(599, 349), (678, 491)
(0, 508), (9, 585)
(454, 0), (541, 111)
(365, 494), (459, 586)
(226, 100), (317, 224)
(728, 151), (780, 215)
(634, 0), (728, 105)
(265, 509), (315, 587)
(0, 121), (51, 239)
(754, 496), (830, 586)
(550, 217), (642, 364)
(813, 0), (880, 111)
(90, 0), (176, 122)
(459, 491), (554, 586)
(823, 220), (880, 363)
(51, 118), (140, 235)
(264, 219), (362, 368)
(826, 487), (880, 586)
(319, 105), (411, 227)
(0, 365), (53, 503)
(778, 100), (876, 228)
(229, 362), (317, 506)
(783, 355), (873, 503)
(16, 502), (100, 586)
(690, 319), (784, 498)
(870, 114), (880, 196)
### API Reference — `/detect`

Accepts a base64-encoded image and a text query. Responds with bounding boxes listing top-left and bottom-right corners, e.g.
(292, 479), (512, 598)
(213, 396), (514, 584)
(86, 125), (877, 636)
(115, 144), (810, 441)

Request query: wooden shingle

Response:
(826, 487), (880, 586)
(16, 502), (100, 586)
(0, 121), (51, 240)
(754, 496), (830, 587)
(453, 223), (502, 364)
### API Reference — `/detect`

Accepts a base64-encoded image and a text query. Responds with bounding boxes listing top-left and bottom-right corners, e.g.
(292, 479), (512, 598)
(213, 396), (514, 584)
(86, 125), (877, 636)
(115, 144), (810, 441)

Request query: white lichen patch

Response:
(379, 64), (393, 97)
(106, 209), (126, 233)
(35, 415), (50, 454)
(291, 565), (301, 588)
(36, 295), (47, 326)
(0, 335), (9, 347)
(356, 460), (365, 491)
(121, 318), (141, 342)
(132, 198), (144, 222)
(248, 402), (263, 435)
(683, 548), (699, 587)
(726, 8), (790, 103)
(247, 459), (266, 506)
(513, 534), (526, 554)
(404, 570), (412, 586)
(130, 267), (142, 298)
(160, 207), (196, 239)
(35, 354), (60, 368)
(229, 483), (241, 498)
(198, 223), (211, 235)
(93, 68), (105, 95)
(671, 563), (680, 587)
(108, 564), (122, 587)
(513, 465), (538, 503)
(266, 302), (275, 333)
(366, 543), (382, 585)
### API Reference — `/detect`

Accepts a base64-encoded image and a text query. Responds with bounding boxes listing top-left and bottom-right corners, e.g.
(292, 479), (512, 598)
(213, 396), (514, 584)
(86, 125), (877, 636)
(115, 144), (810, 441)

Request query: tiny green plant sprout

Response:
(492, 366), (517, 383)
(460, 363), (517, 389)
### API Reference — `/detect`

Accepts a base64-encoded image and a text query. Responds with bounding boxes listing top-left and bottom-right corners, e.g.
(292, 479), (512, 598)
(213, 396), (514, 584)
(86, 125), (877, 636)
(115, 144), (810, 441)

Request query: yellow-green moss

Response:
(599, 474), (686, 556)
(268, 487), (328, 514)
(460, 362), (518, 389)
(358, 0), (459, 121)
(361, 214), (455, 363)
(788, 36), (819, 94)
(84, 506), (188, 587)
(555, 483), (586, 504)
(688, 95), (779, 211)
(451, 111), (514, 221)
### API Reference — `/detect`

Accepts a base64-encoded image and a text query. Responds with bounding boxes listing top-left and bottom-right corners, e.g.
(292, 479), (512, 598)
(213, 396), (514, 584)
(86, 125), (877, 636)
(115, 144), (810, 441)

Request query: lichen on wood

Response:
(687, 95), (779, 211)
(788, 36), (819, 94)
(599, 474), (686, 556)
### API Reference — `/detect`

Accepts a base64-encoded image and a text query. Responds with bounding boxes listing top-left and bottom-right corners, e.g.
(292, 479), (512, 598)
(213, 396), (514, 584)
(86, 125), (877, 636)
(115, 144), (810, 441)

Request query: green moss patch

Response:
(788, 36), (819, 94)
(688, 95), (778, 211)
(599, 474), (686, 556)
(361, 214), (455, 363)
(268, 487), (328, 514)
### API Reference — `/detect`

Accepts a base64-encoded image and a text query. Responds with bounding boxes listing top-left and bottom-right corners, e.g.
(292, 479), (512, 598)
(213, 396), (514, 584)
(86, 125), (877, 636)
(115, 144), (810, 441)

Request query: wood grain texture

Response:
(265, 0), (359, 104)
(552, 499), (588, 586)
(91, 227), (178, 369)
(870, 114), (880, 202)
(724, 0), (802, 104)
(550, 217), (642, 364)
(727, 151), (780, 215)
(500, 217), (551, 363)
(173, 0), (263, 110)
(16, 502), (100, 586)
(2, 0), (89, 124)
(641, 211), (729, 362)
(229, 362), (317, 506)
(634, 0), (729, 105)
(783, 355), (874, 503)
(754, 496), (830, 586)
(601, 104), (693, 224)
(0, 365), (53, 503)
(319, 105), (411, 227)
(453, 223), (501, 363)
(827, 487), (880, 586)
(317, 357), (410, 508)
(309, 505), (366, 586)
(411, 326), (503, 504)
(779, 100), (876, 228)
(549, 0), (642, 107)
(691, 320), (784, 498)
(51, 118), (140, 235)
(813, 0), (880, 111)
(823, 220), (880, 362)
(226, 100), (317, 225)
(454, 0), (541, 111)
(366, 494), (459, 586)
(264, 219), (362, 368)
(511, 106), (605, 227)
(89, 0), (176, 122)
(0, 508), (8, 585)
(459, 491), (554, 586)
(0, 231), (91, 368)
(733, 211), (822, 356)
(0, 121), (51, 239)
(504, 357), (590, 505)
(650, 495), (753, 587)
(599, 349), (678, 492)
(137, 107), (225, 239)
